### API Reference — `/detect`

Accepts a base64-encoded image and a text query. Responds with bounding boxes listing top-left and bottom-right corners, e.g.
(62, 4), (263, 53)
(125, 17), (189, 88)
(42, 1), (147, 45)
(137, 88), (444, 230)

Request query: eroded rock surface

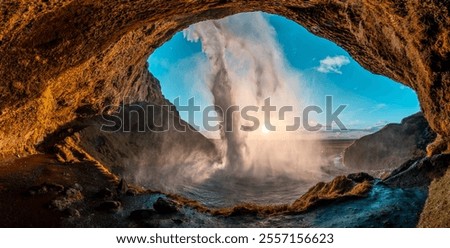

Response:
(383, 154), (449, 188)
(290, 173), (374, 212)
(0, 0), (449, 227)
(344, 112), (436, 170)
(0, 0), (449, 157)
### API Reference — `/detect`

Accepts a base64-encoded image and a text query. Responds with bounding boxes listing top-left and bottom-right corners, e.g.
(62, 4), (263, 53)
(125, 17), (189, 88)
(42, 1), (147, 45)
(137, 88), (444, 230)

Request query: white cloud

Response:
(371, 103), (387, 112)
(365, 103), (388, 114)
(316, 55), (350, 74)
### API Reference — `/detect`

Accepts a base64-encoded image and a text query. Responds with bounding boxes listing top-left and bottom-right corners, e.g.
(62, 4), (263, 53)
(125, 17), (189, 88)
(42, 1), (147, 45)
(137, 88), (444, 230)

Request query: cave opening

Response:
(1, 1), (447, 228)
(142, 12), (421, 208)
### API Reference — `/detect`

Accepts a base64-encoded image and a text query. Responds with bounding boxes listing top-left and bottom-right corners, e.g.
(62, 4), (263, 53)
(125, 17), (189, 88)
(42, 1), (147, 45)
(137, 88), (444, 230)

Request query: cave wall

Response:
(0, 0), (449, 228)
(0, 0), (449, 158)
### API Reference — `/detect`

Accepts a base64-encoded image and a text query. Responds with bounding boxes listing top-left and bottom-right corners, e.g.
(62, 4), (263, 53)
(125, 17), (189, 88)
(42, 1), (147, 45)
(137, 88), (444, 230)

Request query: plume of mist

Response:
(183, 12), (325, 181)
(117, 105), (224, 192)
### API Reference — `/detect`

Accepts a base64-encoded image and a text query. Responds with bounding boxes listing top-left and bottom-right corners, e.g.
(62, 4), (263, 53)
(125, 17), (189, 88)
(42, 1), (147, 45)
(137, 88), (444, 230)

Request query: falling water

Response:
(184, 12), (324, 179)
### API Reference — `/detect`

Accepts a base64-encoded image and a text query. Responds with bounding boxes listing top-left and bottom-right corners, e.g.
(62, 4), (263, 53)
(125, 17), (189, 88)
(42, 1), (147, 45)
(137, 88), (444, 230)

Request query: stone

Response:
(46, 183), (65, 193)
(27, 186), (47, 196)
(290, 175), (373, 212)
(50, 188), (83, 211)
(153, 197), (178, 214)
(172, 219), (183, 225)
(64, 208), (81, 218)
(96, 188), (114, 199)
(96, 201), (122, 213)
(65, 188), (80, 197)
(347, 173), (374, 183)
(117, 179), (128, 195)
(72, 183), (83, 192)
(344, 113), (436, 170)
(27, 183), (65, 196)
(126, 188), (138, 196)
(383, 154), (450, 188)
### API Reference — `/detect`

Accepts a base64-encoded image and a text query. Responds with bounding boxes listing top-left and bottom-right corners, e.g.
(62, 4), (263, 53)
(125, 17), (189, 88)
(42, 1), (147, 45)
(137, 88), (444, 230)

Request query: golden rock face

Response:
(0, 0), (449, 227)
(0, 0), (448, 157)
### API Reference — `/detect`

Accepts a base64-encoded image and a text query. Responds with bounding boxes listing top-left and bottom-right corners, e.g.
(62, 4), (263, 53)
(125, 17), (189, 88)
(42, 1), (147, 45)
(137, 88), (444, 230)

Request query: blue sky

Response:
(148, 12), (420, 132)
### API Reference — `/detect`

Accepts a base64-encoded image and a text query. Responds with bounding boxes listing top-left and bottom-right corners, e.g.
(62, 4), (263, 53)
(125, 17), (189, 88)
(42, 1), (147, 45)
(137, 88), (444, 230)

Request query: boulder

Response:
(96, 201), (122, 213)
(290, 174), (373, 212)
(117, 179), (128, 195)
(153, 197), (178, 214)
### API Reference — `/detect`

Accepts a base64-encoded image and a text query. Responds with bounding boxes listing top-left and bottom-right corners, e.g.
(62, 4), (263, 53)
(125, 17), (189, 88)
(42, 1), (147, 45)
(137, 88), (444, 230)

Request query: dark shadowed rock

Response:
(344, 113), (436, 170)
(64, 208), (81, 218)
(383, 154), (450, 188)
(347, 173), (374, 183)
(27, 183), (65, 196)
(129, 209), (157, 221)
(65, 188), (80, 198)
(96, 201), (122, 213)
(126, 188), (138, 196)
(172, 219), (183, 225)
(27, 185), (48, 196)
(117, 179), (128, 195)
(153, 197), (178, 214)
(96, 188), (114, 199)
(72, 183), (83, 192)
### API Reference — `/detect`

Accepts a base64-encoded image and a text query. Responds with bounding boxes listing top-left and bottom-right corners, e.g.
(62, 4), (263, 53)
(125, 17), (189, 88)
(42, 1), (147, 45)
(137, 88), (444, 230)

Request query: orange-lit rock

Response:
(0, 0), (449, 227)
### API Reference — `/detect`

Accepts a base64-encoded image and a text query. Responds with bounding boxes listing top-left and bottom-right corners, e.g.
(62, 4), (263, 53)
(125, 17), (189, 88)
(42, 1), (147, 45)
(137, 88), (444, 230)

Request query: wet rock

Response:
(97, 201), (122, 213)
(117, 179), (128, 195)
(383, 154), (450, 188)
(129, 209), (157, 221)
(153, 197), (178, 214)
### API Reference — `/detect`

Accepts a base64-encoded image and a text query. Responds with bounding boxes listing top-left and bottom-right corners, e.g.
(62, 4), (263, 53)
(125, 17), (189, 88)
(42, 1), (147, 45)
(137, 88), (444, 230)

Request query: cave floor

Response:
(0, 155), (428, 228)
(0, 155), (114, 227)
